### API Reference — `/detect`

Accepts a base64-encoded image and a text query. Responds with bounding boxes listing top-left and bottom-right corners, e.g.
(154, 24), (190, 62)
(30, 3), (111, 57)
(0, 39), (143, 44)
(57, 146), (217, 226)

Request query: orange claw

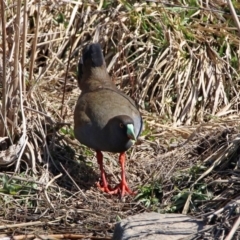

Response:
(96, 180), (137, 197)
(96, 181), (114, 193)
(111, 180), (136, 198)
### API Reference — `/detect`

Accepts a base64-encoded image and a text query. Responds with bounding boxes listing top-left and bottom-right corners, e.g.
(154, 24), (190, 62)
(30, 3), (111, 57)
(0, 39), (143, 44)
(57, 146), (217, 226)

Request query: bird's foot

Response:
(96, 181), (136, 198)
(96, 181), (115, 193)
(112, 181), (137, 198)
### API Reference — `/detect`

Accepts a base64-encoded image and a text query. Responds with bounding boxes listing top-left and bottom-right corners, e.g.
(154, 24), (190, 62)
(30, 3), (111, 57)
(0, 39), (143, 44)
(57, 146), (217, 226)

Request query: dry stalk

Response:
(21, 0), (28, 96)
(0, 0), (7, 137)
(226, 0), (240, 36)
(28, 4), (40, 84)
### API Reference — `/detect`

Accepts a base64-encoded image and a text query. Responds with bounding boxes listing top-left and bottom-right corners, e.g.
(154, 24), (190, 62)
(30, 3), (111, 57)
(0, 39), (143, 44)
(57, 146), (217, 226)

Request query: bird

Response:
(74, 43), (143, 197)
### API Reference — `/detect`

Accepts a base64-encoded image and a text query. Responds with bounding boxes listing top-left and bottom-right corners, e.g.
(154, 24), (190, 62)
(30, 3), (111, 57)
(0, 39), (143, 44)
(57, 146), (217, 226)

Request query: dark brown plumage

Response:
(74, 43), (143, 197)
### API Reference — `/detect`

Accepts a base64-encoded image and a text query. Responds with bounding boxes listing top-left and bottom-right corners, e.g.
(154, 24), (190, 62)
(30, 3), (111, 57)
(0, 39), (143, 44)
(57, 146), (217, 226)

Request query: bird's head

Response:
(108, 115), (136, 141)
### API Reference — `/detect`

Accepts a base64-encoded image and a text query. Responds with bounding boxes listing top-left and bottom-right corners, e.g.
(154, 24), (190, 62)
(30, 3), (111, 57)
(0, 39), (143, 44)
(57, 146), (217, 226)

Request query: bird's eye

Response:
(119, 123), (124, 128)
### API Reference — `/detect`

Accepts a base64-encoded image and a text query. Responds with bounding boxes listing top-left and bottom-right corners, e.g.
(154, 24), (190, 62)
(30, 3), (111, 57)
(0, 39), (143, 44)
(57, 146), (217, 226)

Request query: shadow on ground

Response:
(49, 143), (99, 192)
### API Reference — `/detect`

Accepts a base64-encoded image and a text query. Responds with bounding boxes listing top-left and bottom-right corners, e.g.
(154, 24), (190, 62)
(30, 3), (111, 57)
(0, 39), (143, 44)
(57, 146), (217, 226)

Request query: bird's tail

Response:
(83, 43), (104, 67)
(78, 43), (105, 84)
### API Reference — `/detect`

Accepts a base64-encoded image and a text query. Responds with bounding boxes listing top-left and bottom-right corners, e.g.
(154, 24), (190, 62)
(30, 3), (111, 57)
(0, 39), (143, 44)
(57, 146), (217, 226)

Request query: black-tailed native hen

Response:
(74, 43), (143, 197)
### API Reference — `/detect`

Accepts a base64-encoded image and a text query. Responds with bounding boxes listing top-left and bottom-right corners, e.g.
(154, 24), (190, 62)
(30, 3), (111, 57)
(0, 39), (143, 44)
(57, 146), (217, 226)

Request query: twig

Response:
(224, 215), (240, 240)
(15, 65), (28, 172)
(10, 0), (21, 128)
(0, 0), (7, 137)
(226, 0), (240, 37)
(0, 234), (111, 240)
(207, 196), (240, 223)
(60, 162), (87, 200)
(0, 172), (56, 188)
(29, 4), (40, 83)
(24, 106), (55, 124)
(21, 0), (28, 96)
(44, 173), (63, 209)
(0, 221), (44, 230)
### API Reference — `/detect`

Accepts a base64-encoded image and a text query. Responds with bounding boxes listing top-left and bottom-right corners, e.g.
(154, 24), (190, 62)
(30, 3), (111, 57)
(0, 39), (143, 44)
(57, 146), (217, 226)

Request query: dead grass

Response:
(0, 0), (240, 239)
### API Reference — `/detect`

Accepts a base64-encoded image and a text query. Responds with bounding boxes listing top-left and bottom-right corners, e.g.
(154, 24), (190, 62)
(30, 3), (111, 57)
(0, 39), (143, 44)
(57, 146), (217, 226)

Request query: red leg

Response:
(96, 151), (136, 197)
(116, 152), (136, 197)
(96, 150), (114, 193)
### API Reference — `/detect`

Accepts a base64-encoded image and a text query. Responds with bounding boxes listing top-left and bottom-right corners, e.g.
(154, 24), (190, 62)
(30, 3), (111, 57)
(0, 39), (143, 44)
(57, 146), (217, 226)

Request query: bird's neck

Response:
(80, 67), (115, 92)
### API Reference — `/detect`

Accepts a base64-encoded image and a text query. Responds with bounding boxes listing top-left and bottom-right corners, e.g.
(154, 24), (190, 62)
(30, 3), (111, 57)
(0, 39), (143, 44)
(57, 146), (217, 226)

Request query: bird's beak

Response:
(126, 124), (136, 141)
